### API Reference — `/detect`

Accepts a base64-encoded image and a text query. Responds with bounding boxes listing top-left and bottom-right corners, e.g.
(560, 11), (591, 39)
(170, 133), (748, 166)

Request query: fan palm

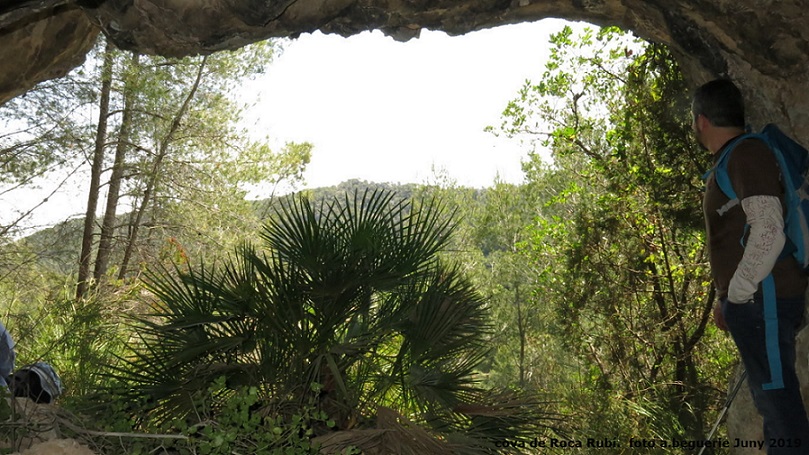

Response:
(108, 188), (558, 452)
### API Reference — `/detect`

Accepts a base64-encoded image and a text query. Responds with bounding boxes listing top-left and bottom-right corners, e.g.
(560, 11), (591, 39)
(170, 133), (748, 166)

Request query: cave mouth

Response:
(3, 0), (808, 446)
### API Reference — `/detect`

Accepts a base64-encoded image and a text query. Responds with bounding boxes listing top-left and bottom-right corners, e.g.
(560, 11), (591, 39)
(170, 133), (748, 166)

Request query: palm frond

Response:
(102, 188), (547, 449)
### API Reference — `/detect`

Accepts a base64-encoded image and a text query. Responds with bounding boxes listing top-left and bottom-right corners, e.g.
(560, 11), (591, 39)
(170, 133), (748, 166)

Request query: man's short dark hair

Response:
(692, 79), (746, 128)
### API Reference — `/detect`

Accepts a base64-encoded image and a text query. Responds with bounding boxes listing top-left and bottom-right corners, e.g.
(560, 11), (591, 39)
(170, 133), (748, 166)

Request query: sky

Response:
(3, 18), (577, 231)
(242, 18), (572, 190)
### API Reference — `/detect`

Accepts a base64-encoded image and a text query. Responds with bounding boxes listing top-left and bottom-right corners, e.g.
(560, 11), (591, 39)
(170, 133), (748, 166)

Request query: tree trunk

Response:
(76, 39), (114, 300)
(118, 56), (208, 280)
(514, 282), (526, 388)
(94, 52), (138, 283)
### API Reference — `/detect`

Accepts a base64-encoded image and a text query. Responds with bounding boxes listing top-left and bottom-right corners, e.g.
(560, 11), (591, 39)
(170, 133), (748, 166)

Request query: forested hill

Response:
(252, 179), (424, 218)
(16, 179), (462, 276)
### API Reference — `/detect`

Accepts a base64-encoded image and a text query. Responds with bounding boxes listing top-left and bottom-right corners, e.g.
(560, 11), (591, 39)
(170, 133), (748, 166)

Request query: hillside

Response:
(14, 179), (462, 277)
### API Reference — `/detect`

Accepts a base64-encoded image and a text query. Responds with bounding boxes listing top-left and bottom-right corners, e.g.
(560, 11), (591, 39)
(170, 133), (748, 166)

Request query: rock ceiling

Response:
(1, 0), (809, 136)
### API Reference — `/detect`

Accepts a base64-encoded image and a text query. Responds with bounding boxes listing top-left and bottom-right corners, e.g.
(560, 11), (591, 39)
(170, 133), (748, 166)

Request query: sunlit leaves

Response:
(493, 23), (732, 441)
(0, 35), (302, 264)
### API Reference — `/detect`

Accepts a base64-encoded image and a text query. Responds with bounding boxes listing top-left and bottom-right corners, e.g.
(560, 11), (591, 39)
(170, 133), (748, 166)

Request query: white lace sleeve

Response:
(728, 195), (786, 303)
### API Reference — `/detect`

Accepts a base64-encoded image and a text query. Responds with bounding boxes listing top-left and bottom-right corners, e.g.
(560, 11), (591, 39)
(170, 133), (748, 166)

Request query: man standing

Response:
(695, 78), (809, 453)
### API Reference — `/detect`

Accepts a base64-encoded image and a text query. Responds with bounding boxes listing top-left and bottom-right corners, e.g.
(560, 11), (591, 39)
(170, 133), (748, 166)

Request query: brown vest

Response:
(703, 137), (806, 299)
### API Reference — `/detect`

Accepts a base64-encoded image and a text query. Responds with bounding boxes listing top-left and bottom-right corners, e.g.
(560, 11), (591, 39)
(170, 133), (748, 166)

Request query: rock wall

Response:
(0, 6), (97, 106)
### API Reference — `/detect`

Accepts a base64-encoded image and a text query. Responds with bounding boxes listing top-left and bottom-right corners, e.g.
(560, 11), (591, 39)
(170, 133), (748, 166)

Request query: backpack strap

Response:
(707, 133), (798, 260)
(704, 133), (762, 202)
(761, 274), (784, 390)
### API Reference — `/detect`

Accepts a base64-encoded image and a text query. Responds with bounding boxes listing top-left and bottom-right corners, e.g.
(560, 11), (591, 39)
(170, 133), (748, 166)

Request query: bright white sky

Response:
(243, 18), (573, 190)
(5, 18), (579, 231)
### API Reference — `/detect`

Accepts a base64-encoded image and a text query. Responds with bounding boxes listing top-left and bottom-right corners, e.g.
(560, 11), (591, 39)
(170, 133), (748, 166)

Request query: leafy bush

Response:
(98, 189), (557, 453)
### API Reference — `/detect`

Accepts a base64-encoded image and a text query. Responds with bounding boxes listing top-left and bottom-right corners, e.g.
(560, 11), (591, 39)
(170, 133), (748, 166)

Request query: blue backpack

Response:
(709, 123), (809, 270)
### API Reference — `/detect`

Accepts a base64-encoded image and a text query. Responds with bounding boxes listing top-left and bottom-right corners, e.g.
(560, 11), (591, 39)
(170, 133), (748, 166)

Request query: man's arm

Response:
(727, 195), (786, 303)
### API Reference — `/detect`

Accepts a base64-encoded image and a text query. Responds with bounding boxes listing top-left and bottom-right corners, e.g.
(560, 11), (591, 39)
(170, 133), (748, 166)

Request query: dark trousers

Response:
(724, 295), (809, 454)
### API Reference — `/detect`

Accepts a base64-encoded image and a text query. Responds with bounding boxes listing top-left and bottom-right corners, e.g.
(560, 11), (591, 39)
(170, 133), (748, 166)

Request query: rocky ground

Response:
(12, 439), (96, 455)
(3, 398), (97, 455)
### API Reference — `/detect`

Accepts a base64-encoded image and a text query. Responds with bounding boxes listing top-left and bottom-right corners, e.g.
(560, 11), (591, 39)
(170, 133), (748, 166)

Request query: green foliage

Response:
(109, 41), (311, 266)
(72, 377), (328, 454)
(0, 21), (744, 454)
(8, 284), (138, 399)
(0, 35), (311, 282)
(490, 24), (735, 444)
(188, 380), (333, 455)
(99, 188), (555, 453)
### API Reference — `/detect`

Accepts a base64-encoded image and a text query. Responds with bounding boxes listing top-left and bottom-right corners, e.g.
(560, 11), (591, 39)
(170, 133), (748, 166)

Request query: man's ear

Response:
(694, 113), (709, 130)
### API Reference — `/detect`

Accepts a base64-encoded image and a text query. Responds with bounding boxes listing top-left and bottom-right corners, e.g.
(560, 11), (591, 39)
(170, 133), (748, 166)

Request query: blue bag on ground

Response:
(11, 361), (64, 404)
